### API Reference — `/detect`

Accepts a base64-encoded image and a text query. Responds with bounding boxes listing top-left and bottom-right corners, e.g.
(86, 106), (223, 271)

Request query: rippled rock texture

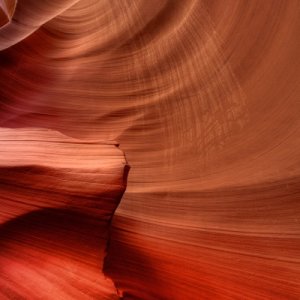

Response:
(0, 128), (128, 299)
(0, 0), (300, 299)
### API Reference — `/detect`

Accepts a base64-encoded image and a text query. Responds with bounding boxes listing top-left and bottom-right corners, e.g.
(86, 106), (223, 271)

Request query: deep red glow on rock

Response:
(0, 1), (300, 299)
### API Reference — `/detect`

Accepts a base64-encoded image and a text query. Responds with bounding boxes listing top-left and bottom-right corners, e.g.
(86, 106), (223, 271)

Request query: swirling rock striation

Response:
(0, 128), (128, 299)
(0, 0), (300, 299)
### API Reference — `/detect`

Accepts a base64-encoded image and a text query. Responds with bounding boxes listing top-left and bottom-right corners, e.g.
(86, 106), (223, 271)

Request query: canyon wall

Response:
(0, 1), (300, 299)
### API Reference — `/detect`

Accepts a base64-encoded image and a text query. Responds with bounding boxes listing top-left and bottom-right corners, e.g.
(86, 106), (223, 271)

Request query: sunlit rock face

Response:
(0, 0), (16, 27)
(1, 0), (300, 299)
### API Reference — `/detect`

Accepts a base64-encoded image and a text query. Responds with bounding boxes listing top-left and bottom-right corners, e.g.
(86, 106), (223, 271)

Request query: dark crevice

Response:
(103, 145), (130, 299)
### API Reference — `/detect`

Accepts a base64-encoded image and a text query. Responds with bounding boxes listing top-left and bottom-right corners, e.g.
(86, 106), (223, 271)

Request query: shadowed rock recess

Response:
(0, 128), (129, 299)
(0, 0), (300, 299)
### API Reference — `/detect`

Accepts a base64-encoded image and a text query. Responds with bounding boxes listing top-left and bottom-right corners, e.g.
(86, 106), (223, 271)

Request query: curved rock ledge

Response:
(0, 128), (128, 300)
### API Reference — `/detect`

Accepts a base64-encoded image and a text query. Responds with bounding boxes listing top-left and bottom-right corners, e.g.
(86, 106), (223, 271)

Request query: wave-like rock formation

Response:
(0, 128), (128, 299)
(0, 0), (300, 299)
